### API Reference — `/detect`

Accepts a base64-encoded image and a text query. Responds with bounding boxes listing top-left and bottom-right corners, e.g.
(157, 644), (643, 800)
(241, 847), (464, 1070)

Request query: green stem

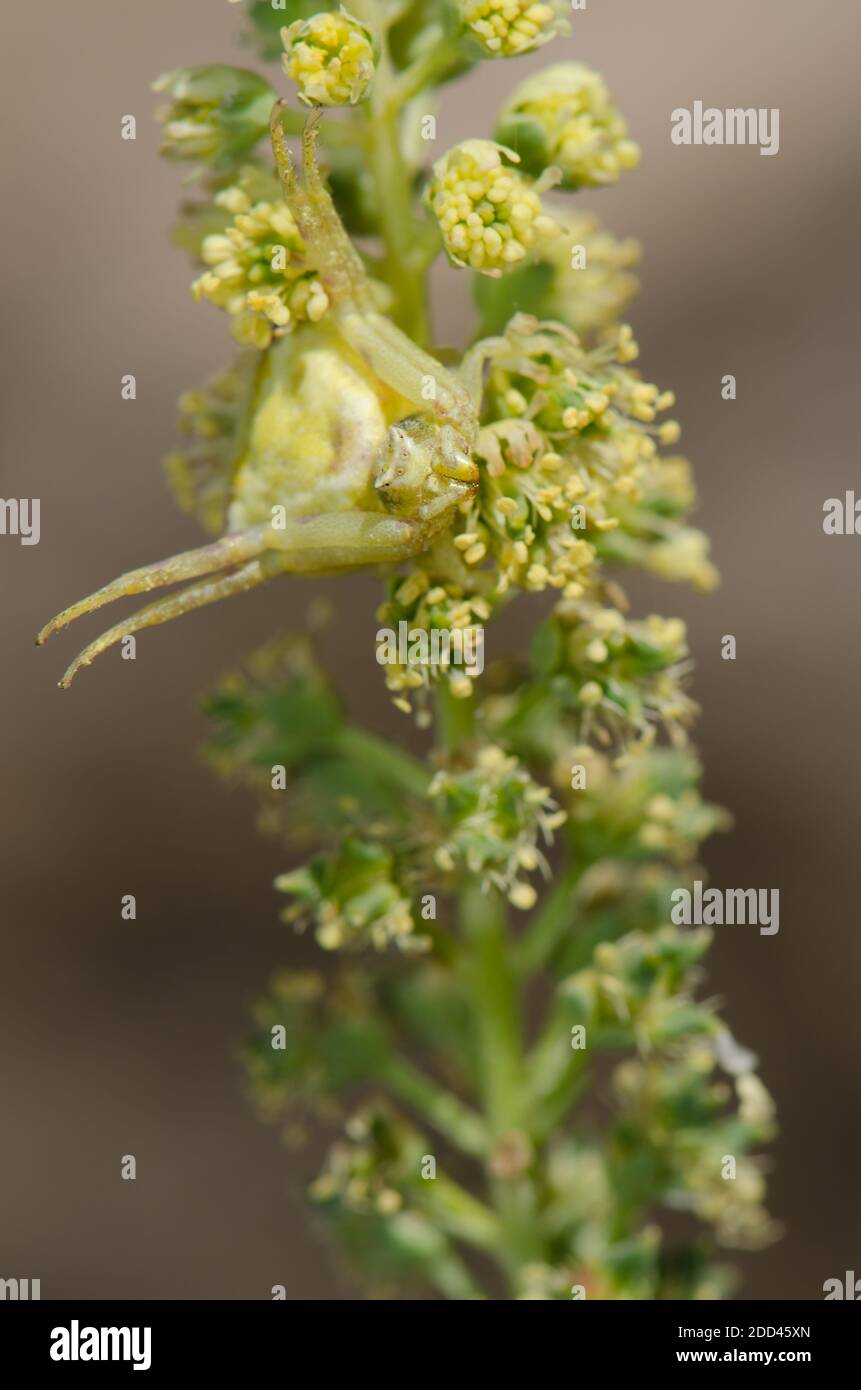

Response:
(434, 682), (476, 750)
(424, 1253), (486, 1300)
(525, 1035), (590, 1144)
(339, 725), (430, 798)
(415, 1176), (501, 1254)
(389, 30), (468, 107)
(381, 1053), (488, 1158)
(434, 681), (546, 1286)
(460, 882), (523, 1133)
(428, 1262), (484, 1301)
(459, 881), (545, 1284)
(388, 1212), (486, 1299)
(352, 0), (430, 343)
(513, 862), (582, 976)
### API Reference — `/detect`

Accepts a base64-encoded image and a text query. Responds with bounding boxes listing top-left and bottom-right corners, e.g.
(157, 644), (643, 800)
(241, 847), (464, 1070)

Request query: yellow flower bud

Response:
(659, 420), (682, 446)
(459, 0), (568, 58)
(496, 63), (640, 189)
(509, 881), (538, 910)
(578, 680), (603, 706)
(190, 170), (331, 346)
(282, 10), (376, 108)
(426, 140), (559, 277)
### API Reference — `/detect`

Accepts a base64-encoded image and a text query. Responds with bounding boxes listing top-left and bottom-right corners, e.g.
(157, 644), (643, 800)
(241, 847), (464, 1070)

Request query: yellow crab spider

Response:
(38, 104), (506, 688)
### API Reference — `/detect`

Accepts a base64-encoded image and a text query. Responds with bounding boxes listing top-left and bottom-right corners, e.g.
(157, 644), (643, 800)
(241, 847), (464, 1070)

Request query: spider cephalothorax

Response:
(373, 416), (478, 520)
(38, 109), (501, 687)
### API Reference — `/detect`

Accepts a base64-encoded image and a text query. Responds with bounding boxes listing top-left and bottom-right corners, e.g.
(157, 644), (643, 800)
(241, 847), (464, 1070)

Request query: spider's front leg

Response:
(335, 315), (514, 452)
(340, 310), (480, 438)
(271, 105), (480, 440)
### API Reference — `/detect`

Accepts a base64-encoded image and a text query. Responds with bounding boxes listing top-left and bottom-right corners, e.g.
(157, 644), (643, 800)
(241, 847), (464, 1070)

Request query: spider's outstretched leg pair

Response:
(47, 513), (418, 688)
(37, 526), (270, 649)
(38, 507), (425, 687)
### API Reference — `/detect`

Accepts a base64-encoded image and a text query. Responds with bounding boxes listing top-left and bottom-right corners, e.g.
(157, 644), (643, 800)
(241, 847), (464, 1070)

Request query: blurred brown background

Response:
(1, 0), (859, 1300)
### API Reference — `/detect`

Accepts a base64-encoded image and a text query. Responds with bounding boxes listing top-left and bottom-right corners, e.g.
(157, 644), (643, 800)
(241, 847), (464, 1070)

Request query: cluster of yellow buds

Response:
(375, 311), (713, 722)
(496, 63), (641, 189)
(547, 213), (640, 338)
(612, 1046), (779, 1250)
(484, 596), (696, 756)
(281, 10), (376, 107)
(689, 1154), (779, 1250)
(473, 417), (599, 597)
(458, 0), (568, 58)
(641, 526), (719, 590)
(549, 600), (698, 750)
(484, 318), (678, 445)
(561, 927), (715, 1045)
(375, 555), (494, 714)
(635, 780), (720, 857)
(430, 745), (566, 910)
(310, 1102), (422, 1217)
(595, 451), (719, 593)
(552, 747), (729, 865)
(191, 171), (329, 347)
(476, 208), (641, 342)
(461, 318), (682, 595)
(276, 839), (421, 953)
(426, 140), (560, 277)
